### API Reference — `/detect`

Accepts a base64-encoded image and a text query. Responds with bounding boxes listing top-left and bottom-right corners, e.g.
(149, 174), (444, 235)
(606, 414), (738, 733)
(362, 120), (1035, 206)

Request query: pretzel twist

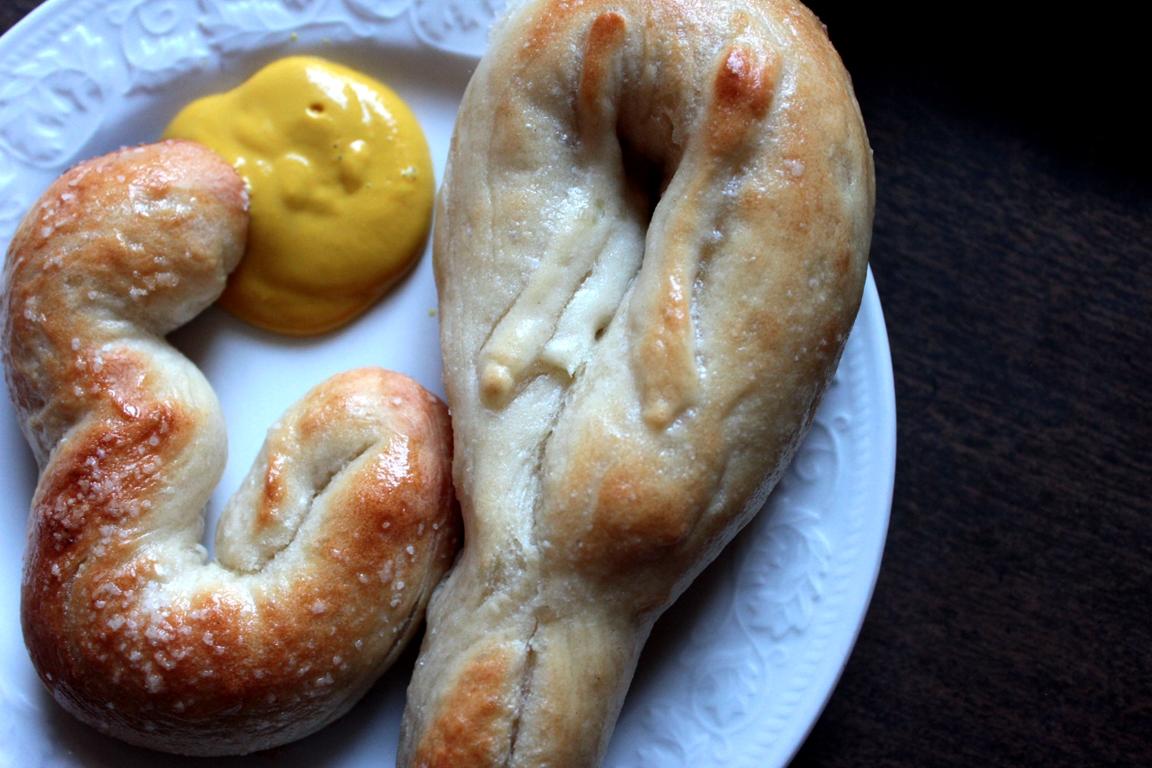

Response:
(400, 0), (873, 765)
(1, 140), (460, 755)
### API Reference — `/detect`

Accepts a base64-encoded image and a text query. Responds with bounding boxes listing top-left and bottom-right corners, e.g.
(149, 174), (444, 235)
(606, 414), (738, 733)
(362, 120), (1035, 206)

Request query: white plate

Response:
(0, 1), (896, 766)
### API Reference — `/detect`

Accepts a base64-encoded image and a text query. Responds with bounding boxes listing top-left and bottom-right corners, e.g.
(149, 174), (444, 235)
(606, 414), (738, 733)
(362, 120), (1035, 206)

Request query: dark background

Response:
(2, 1), (1148, 765)
(797, 3), (1150, 765)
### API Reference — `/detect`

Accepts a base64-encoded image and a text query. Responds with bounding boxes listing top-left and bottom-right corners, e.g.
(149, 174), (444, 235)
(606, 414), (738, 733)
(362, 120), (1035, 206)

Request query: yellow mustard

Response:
(164, 56), (433, 335)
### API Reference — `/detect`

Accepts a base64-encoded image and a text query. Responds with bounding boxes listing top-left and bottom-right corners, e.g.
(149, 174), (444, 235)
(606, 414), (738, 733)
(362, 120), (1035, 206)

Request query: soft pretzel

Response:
(1, 140), (460, 755)
(399, 0), (874, 765)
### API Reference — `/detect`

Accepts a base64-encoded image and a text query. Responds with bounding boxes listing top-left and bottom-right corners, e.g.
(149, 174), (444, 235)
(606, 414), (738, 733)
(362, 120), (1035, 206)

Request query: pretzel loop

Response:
(2, 140), (459, 756)
(403, 1), (874, 765)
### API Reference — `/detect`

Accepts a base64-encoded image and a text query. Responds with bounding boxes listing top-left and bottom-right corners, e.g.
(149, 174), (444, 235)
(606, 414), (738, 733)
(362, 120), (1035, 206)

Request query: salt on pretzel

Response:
(1, 140), (460, 755)
(400, 0), (874, 765)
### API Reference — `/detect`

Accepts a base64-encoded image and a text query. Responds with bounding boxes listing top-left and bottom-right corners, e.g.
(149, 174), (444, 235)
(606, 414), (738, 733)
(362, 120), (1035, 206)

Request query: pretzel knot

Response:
(1, 140), (460, 755)
(400, 0), (873, 765)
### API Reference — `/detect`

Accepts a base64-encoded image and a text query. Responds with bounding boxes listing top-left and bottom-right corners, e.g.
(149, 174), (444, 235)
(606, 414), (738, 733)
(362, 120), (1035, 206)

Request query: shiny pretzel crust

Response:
(2, 140), (460, 755)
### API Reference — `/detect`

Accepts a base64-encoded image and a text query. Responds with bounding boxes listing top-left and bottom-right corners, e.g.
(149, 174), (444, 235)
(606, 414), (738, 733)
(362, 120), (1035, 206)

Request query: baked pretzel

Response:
(1, 140), (460, 755)
(400, 0), (873, 765)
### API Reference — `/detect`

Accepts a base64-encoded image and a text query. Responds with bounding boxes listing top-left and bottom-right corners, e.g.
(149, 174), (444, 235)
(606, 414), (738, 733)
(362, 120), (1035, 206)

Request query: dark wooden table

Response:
(2, 1), (1148, 766)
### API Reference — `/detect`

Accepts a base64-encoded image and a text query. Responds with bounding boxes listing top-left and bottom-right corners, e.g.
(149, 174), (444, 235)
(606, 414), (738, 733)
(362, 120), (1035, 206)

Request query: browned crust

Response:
(706, 43), (779, 153)
(410, 647), (519, 768)
(3, 142), (461, 755)
(577, 11), (629, 137)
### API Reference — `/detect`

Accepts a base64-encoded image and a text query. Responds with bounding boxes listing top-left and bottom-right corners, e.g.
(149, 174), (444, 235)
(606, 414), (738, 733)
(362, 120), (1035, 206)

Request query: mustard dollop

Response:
(165, 55), (434, 335)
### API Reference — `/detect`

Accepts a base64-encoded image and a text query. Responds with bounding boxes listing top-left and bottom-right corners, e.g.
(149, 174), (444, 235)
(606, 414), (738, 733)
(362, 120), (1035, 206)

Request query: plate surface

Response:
(0, 1), (896, 766)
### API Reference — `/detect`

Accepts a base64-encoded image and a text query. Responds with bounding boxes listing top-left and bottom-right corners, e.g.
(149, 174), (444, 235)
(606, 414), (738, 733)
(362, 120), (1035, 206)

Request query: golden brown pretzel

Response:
(1, 140), (460, 755)
(400, 0), (874, 765)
